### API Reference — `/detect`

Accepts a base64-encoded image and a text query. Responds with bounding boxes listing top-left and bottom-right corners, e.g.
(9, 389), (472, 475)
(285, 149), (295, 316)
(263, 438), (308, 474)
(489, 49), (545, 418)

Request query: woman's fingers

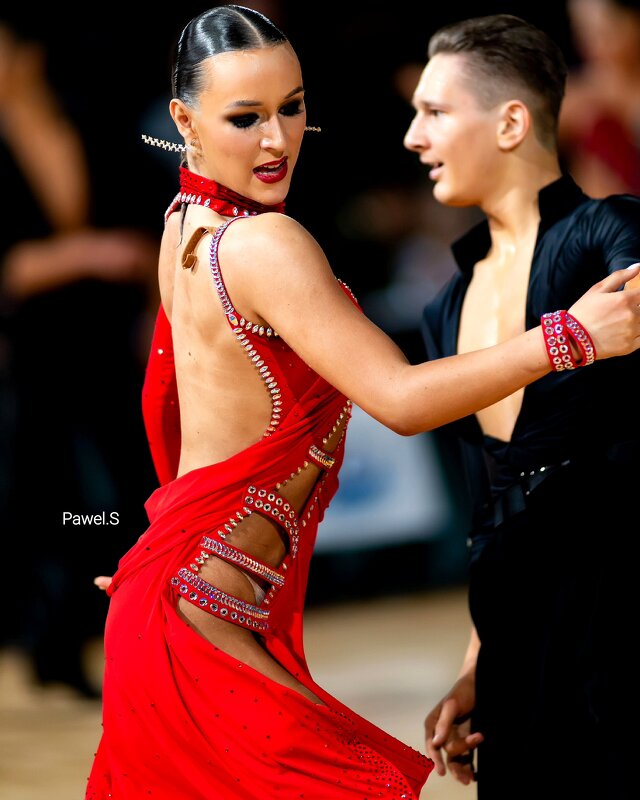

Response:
(597, 263), (640, 293)
(623, 267), (640, 291)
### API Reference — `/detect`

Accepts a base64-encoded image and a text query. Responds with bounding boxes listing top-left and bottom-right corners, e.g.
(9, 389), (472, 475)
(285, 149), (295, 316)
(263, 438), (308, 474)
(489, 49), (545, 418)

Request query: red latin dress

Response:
(86, 181), (433, 799)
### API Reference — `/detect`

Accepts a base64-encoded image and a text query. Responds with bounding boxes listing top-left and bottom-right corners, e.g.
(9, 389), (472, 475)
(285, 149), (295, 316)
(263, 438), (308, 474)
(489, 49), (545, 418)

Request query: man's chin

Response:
(433, 184), (472, 208)
(432, 183), (453, 205)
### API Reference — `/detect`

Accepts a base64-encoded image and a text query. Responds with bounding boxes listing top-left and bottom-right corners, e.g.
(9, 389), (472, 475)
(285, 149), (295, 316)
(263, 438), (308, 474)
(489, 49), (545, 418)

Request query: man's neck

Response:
(483, 161), (562, 245)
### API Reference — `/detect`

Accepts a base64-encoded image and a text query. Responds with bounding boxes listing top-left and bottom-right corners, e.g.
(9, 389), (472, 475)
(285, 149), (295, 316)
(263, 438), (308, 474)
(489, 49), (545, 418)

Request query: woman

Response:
(87, 7), (640, 799)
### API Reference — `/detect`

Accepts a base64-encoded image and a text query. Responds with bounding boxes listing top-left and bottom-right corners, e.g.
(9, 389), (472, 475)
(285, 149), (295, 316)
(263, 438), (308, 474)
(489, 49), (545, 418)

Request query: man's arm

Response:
(425, 626), (483, 785)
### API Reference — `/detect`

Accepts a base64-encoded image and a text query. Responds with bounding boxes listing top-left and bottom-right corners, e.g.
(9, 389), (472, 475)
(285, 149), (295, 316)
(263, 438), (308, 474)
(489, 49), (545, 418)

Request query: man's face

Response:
(404, 53), (502, 207)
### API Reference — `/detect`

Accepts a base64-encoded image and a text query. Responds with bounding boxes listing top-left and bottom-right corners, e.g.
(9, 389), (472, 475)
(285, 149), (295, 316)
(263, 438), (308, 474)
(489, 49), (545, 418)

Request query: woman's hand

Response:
(568, 264), (640, 360)
(94, 576), (113, 591)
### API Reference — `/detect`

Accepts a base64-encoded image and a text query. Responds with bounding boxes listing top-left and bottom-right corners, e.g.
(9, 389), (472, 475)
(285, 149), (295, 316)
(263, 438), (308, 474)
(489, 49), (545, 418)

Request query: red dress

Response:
(86, 217), (433, 799)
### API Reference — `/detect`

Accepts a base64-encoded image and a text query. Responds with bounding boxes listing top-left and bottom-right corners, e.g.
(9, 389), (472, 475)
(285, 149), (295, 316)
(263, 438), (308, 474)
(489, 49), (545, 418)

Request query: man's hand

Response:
(425, 672), (483, 785)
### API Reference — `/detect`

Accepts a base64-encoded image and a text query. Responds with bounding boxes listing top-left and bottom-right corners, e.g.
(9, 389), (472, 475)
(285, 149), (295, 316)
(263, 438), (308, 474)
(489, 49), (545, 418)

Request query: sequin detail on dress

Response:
(171, 481), (301, 631)
(209, 219), (283, 438)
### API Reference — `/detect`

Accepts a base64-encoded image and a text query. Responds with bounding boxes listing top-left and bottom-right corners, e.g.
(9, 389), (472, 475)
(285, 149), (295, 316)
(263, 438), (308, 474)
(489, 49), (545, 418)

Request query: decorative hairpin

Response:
(143, 128), (321, 154)
(141, 134), (186, 153)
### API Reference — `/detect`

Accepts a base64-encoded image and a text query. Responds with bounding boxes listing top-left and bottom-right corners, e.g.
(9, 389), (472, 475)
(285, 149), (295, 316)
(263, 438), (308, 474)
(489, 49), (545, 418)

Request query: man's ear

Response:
(496, 100), (530, 151)
(169, 98), (197, 141)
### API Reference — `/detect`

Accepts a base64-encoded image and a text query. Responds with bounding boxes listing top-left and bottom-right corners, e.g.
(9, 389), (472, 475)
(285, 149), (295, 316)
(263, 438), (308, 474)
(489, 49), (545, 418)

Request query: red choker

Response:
(164, 167), (286, 222)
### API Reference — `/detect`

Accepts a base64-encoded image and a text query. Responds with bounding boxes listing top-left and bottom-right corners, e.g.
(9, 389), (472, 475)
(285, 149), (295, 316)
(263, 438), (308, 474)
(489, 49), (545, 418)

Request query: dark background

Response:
(2, 1), (577, 288)
(0, 2), (579, 612)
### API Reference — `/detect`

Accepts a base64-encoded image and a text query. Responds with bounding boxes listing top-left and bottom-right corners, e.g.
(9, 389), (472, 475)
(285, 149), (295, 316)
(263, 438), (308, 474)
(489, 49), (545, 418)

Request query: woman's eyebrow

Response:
(225, 85), (305, 110)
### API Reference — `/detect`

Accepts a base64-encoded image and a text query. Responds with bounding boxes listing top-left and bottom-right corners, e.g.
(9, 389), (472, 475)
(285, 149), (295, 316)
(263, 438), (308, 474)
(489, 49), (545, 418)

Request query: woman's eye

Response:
(280, 100), (304, 117)
(230, 113), (259, 129)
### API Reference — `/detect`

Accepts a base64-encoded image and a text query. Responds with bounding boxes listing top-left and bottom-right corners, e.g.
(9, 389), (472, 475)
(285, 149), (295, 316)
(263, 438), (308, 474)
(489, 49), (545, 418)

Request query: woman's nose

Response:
(260, 117), (285, 151)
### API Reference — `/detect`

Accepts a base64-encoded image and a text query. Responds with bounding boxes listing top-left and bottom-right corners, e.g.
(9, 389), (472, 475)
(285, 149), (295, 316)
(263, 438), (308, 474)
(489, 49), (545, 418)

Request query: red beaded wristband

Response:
(541, 310), (577, 371)
(564, 311), (597, 366)
(540, 310), (597, 371)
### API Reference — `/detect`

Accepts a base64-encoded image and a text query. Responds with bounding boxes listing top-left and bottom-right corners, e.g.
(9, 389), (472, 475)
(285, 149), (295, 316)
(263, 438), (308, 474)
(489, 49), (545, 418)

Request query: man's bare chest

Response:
(458, 242), (536, 354)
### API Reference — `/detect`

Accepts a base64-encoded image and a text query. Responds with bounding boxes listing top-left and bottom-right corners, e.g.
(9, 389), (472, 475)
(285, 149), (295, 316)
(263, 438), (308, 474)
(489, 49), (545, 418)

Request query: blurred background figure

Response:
(0, 19), (158, 697)
(560, 0), (640, 196)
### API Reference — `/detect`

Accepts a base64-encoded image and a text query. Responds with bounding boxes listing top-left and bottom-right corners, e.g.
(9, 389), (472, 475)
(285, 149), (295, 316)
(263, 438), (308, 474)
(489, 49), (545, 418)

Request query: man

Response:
(404, 14), (640, 800)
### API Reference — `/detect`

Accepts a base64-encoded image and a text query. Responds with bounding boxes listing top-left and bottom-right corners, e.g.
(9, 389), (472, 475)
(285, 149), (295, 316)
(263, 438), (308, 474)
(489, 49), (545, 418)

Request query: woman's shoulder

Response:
(218, 212), (326, 270)
(161, 210), (182, 247)
(222, 211), (311, 242)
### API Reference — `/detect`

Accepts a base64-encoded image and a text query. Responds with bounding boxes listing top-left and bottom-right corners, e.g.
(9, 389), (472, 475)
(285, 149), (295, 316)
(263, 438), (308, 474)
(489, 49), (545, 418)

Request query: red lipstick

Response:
(253, 157), (288, 184)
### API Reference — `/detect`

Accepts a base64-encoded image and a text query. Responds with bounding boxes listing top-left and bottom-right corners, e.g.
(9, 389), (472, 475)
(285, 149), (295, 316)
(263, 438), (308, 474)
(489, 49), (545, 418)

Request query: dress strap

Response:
(209, 216), (246, 324)
(207, 216), (279, 337)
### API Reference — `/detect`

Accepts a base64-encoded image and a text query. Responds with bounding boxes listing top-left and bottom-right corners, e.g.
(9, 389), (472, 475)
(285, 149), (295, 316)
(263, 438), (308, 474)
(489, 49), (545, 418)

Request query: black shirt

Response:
(422, 175), (640, 514)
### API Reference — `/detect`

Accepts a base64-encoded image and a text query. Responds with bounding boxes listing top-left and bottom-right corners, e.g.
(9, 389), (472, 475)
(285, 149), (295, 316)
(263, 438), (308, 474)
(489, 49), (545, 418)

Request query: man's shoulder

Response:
(570, 191), (640, 222)
(595, 192), (640, 219)
(543, 191), (640, 244)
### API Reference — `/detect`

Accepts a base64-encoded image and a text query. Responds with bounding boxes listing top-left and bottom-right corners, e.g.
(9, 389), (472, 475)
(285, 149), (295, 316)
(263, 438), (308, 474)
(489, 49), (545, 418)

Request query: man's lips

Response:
(428, 161), (444, 180)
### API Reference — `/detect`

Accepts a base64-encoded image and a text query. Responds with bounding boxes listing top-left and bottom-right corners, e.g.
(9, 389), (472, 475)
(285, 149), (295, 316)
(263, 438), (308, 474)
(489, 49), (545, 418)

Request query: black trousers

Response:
(469, 459), (638, 800)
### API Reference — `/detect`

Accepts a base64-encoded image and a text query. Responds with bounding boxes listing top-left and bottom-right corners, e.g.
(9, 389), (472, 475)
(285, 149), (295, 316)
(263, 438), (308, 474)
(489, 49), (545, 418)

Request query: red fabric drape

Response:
(87, 290), (432, 798)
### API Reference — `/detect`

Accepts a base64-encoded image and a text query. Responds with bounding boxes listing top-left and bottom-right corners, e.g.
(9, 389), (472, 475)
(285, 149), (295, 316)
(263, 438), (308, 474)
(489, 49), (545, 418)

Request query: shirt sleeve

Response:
(596, 195), (640, 273)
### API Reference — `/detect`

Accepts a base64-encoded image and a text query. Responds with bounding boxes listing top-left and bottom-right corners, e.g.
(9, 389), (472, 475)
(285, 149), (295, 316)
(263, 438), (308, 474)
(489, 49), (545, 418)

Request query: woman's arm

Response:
(218, 214), (640, 435)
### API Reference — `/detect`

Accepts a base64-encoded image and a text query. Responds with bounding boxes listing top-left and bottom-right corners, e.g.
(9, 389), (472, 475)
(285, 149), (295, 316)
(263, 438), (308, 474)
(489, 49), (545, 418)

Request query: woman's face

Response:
(176, 43), (306, 205)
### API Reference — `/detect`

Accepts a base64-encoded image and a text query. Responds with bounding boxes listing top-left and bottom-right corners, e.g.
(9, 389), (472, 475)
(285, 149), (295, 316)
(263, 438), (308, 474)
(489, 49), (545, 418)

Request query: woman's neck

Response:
(174, 166), (286, 219)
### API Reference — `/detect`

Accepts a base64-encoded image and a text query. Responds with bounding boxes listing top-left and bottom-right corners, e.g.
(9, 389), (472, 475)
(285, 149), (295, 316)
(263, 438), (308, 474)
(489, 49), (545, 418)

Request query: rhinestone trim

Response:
(200, 537), (285, 587)
(209, 222), (284, 438)
(308, 444), (336, 470)
(246, 484), (300, 559)
(172, 568), (269, 630)
(232, 328), (283, 437)
(209, 221), (278, 337)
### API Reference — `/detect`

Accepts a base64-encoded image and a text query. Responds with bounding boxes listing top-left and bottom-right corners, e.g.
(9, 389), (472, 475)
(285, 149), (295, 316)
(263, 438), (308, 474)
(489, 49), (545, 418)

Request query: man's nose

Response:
(403, 115), (426, 152)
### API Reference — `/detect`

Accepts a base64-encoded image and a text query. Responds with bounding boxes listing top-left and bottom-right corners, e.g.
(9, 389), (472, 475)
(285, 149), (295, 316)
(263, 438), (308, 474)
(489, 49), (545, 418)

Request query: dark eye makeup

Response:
(280, 100), (304, 116)
(228, 99), (304, 129)
(230, 113), (259, 129)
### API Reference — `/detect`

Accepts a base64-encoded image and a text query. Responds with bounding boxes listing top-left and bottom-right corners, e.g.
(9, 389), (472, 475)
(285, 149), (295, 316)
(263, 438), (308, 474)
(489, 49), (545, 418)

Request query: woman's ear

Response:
(496, 99), (530, 151)
(169, 98), (197, 141)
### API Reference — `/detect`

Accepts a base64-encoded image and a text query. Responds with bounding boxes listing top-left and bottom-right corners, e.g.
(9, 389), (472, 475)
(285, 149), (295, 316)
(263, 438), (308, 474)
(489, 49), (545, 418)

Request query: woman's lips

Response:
(253, 157), (288, 184)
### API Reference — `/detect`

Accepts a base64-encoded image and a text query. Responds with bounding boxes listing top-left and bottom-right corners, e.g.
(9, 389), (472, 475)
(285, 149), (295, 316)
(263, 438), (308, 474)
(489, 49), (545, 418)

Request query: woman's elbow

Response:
(378, 410), (431, 437)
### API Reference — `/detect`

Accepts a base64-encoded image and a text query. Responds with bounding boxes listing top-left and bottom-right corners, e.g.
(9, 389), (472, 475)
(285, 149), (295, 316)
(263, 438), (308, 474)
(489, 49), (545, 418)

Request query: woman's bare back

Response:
(159, 209), (274, 477)
(157, 207), (348, 703)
